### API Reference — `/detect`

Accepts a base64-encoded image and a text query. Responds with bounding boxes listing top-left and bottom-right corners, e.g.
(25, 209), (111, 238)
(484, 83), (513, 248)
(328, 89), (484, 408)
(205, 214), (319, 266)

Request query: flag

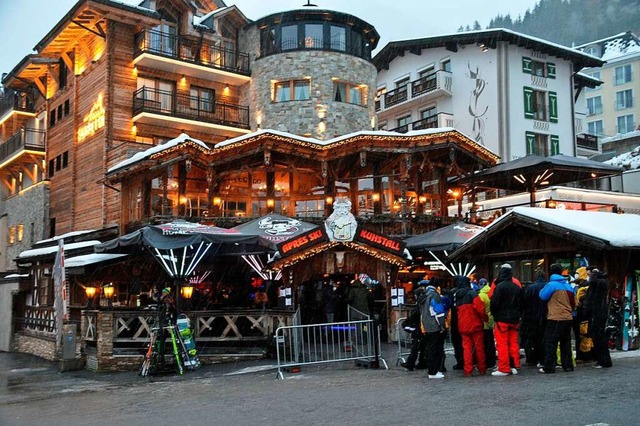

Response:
(53, 239), (68, 324)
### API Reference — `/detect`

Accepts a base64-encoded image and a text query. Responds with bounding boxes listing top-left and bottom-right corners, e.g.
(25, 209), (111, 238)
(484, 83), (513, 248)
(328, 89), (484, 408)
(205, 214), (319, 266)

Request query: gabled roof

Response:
(373, 28), (605, 72)
(575, 31), (640, 62)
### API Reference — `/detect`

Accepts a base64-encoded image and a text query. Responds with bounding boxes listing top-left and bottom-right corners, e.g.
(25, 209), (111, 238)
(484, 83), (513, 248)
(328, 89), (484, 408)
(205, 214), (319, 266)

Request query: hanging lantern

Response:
(103, 283), (115, 299)
(85, 285), (97, 298)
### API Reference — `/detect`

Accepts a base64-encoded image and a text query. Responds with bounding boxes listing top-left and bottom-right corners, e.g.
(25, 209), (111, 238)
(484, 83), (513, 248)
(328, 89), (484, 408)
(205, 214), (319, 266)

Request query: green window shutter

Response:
(524, 87), (534, 119)
(522, 57), (532, 74)
(526, 131), (536, 155)
(548, 91), (558, 123)
(550, 135), (560, 155)
(546, 62), (556, 79)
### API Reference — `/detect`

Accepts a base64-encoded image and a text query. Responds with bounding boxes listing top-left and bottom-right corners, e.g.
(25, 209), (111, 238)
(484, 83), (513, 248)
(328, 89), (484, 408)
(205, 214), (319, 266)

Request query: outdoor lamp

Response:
(546, 198), (557, 209)
(103, 283), (115, 299)
(266, 198), (275, 209)
(372, 193), (380, 202)
(181, 284), (194, 299)
(85, 285), (97, 298)
(325, 196), (334, 205)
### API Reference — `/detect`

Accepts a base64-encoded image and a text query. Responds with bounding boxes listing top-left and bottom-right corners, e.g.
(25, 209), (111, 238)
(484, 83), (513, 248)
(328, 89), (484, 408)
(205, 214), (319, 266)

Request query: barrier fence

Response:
(275, 315), (388, 379)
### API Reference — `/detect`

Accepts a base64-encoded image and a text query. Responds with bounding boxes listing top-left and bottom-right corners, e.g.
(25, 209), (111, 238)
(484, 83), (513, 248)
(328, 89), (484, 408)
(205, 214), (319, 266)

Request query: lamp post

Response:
(85, 285), (97, 309)
(181, 282), (194, 311)
(103, 283), (115, 309)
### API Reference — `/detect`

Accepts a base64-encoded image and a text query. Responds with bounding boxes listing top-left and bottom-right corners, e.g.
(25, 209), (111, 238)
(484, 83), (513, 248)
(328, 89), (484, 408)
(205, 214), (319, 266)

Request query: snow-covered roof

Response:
(65, 253), (128, 268)
(36, 229), (96, 245)
(605, 145), (640, 170)
(107, 133), (210, 173)
(460, 207), (640, 250)
(193, 6), (227, 28)
(3, 274), (29, 279)
(577, 31), (640, 62)
(18, 241), (101, 259)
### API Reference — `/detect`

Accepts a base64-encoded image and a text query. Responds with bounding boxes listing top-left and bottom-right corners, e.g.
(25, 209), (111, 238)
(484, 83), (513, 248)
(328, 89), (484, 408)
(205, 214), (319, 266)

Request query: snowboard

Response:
(622, 274), (633, 351)
(630, 283), (638, 350)
(606, 288), (622, 350)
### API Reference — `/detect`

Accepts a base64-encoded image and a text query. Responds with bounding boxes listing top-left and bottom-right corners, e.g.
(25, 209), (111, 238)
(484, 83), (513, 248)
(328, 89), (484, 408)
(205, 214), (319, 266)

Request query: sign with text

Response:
(277, 227), (329, 258)
(353, 227), (406, 257)
(78, 93), (105, 142)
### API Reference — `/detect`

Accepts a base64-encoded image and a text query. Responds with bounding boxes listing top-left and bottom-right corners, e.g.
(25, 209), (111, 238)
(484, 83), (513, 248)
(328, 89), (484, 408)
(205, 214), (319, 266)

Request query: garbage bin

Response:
(62, 324), (77, 360)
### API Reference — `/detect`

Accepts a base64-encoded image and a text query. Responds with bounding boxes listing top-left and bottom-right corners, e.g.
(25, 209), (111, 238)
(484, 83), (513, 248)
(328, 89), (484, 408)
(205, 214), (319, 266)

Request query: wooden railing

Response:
(0, 128), (46, 163)
(18, 306), (56, 333)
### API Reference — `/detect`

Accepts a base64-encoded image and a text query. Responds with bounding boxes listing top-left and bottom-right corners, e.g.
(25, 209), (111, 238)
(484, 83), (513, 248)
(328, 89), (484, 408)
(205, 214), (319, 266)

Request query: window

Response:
(586, 71), (601, 92)
(396, 114), (411, 132)
(281, 25), (297, 51)
(8, 226), (15, 245)
(304, 24), (323, 48)
(615, 89), (633, 110)
(330, 26), (346, 51)
(57, 105), (63, 120)
(418, 66), (435, 80)
(523, 57), (556, 79)
(261, 28), (276, 55)
(614, 64), (632, 85)
(64, 99), (70, 116)
(49, 111), (55, 127)
(274, 80), (310, 102)
(48, 159), (55, 178)
(17, 224), (24, 242)
(149, 22), (177, 55)
(587, 120), (604, 137)
(617, 114), (635, 134)
(136, 77), (173, 112)
(333, 81), (365, 106)
(190, 86), (215, 112)
(62, 151), (68, 168)
(58, 58), (67, 90)
(525, 132), (558, 156)
(441, 59), (451, 72)
(421, 106), (436, 119)
(524, 87), (557, 122)
(587, 96), (603, 115)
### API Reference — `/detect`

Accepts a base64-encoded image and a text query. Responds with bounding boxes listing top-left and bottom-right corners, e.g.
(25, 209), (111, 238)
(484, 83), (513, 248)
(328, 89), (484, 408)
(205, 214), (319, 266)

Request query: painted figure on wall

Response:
(466, 61), (488, 146)
(325, 198), (358, 241)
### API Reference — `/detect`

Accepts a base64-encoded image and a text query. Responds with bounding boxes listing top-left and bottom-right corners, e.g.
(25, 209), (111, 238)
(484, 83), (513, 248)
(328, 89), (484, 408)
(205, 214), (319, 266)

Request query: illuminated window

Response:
(274, 80), (310, 102)
(17, 224), (24, 242)
(8, 227), (15, 245)
(334, 81), (365, 106)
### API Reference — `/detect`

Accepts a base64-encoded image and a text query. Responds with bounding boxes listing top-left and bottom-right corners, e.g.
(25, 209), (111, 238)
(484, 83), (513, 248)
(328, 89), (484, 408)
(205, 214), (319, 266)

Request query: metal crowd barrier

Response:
(396, 316), (413, 366)
(275, 318), (388, 380)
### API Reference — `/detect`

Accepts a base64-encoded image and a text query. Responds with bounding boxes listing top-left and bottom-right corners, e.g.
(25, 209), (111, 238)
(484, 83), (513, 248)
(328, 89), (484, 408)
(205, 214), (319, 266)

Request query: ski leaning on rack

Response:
(622, 274), (633, 351)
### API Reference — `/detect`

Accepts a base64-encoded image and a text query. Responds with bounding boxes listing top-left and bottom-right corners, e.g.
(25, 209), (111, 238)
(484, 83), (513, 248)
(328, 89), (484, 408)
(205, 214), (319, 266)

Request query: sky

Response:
(0, 0), (540, 77)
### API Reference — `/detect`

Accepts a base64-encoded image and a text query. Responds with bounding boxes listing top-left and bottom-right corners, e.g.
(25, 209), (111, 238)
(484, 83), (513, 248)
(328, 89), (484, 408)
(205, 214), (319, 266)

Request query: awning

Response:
(65, 253), (128, 268)
(18, 240), (101, 261)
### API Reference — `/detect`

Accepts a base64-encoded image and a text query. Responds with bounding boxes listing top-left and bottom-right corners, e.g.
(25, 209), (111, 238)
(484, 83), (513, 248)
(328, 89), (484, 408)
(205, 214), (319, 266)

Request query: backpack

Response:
(429, 295), (447, 328)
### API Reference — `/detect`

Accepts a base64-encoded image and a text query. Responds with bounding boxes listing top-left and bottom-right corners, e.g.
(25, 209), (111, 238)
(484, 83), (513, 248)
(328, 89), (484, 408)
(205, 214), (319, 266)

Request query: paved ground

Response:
(1, 346), (639, 426)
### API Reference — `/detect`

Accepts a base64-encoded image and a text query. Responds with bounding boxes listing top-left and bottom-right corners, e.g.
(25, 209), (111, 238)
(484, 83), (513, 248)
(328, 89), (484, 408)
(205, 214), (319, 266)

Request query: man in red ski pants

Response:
(490, 264), (523, 376)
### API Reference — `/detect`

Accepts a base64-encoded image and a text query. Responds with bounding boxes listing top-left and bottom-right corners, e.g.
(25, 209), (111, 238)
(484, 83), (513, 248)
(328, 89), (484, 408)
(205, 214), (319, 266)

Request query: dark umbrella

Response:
(455, 154), (623, 206)
(405, 222), (484, 252)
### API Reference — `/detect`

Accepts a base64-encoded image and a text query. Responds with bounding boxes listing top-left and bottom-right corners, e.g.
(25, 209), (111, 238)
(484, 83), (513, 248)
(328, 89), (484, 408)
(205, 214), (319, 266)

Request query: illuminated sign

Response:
(77, 93), (105, 142)
(277, 227), (328, 258)
(353, 228), (406, 257)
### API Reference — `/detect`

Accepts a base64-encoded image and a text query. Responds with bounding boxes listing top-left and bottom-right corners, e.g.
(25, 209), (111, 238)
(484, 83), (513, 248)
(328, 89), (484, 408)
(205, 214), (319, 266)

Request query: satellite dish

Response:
(303, 0), (318, 6)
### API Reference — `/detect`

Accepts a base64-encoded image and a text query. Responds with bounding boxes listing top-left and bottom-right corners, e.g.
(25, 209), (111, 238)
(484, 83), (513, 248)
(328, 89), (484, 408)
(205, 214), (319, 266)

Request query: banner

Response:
(53, 239), (68, 334)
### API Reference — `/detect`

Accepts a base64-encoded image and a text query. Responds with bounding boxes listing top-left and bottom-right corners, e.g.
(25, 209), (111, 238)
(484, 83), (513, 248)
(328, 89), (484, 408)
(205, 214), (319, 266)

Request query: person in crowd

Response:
(454, 275), (489, 376)
(490, 264), (523, 376)
(488, 263), (522, 299)
(583, 270), (613, 369)
(522, 270), (548, 367)
(450, 283), (465, 371)
(418, 281), (448, 379)
(401, 283), (427, 371)
(477, 278), (497, 369)
(323, 281), (340, 323)
(539, 263), (576, 374)
(346, 279), (372, 316)
(574, 266), (593, 362)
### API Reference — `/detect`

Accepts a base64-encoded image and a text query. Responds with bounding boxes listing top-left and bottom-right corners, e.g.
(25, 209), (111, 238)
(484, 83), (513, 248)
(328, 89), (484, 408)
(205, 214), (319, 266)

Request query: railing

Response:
(0, 128), (46, 163)
(389, 113), (454, 133)
(0, 89), (35, 118)
(133, 87), (250, 130)
(381, 70), (452, 110)
(577, 134), (599, 151)
(17, 306), (56, 334)
(135, 29), (250, 75)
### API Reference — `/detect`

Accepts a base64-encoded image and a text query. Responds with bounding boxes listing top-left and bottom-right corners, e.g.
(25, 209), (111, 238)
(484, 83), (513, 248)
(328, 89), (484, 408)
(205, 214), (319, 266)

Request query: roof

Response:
(450, 207), (640, 260)
(575, 31), (640, 62)
(65, 253), (128, 268)
(18, 240), (102, 260)
(605, 145), (640, 170)
(373, 28), (605, 72)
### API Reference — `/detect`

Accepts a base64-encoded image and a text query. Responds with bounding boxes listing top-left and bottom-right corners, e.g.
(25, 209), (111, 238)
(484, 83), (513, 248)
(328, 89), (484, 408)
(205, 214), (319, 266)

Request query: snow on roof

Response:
(18, 241), (101, 259)
(36, 229), (96, 245)
(463, 207), (640, 249)
(65, 253), (128, 268)
(577, 31), (640, 62)
(605, 145), (640, 170)
(3, 274), (29, 279)
(193, 6), (228, 28)
(108, 133), (210, 173)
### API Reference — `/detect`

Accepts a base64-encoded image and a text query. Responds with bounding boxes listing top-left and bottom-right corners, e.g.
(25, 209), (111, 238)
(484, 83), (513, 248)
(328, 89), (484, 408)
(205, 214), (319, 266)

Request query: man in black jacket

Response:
(490, 265), (523, 376)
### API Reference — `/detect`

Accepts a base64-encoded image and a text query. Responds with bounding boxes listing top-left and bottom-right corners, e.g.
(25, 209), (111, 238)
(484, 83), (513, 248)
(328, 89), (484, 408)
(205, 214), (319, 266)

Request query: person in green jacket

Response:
(347, 279), (372, 316)
(478, 278), (496, 369)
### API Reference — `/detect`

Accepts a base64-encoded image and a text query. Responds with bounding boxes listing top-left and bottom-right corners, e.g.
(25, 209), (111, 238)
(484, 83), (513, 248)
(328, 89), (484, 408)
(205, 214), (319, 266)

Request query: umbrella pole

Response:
(175, 278), (182, 316)
(529, 183), (536, 207)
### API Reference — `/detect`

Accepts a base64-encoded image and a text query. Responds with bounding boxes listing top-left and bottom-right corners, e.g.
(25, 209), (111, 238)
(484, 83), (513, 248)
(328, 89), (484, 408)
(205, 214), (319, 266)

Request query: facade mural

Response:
(466, 61), (489, 146)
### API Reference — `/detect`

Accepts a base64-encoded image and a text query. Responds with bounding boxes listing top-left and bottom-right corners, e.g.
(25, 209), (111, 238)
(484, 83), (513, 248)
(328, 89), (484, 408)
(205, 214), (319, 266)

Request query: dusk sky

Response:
(0, 0), (540, 77)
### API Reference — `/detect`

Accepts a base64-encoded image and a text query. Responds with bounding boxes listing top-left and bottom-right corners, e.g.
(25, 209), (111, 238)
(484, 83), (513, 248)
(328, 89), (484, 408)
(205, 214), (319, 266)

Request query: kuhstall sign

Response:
(78, 93), (106, 142)
(353, 228), (406, 257)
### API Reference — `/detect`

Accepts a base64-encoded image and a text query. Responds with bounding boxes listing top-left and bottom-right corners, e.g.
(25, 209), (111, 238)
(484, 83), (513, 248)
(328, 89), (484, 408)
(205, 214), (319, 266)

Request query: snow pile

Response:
(605, 146), (640, 170)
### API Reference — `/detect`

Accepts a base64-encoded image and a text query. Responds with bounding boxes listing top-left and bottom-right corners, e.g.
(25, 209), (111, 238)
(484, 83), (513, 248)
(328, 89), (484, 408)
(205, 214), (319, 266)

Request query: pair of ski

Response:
(621, 271), (640, 351)
(140, 324), (192, 376)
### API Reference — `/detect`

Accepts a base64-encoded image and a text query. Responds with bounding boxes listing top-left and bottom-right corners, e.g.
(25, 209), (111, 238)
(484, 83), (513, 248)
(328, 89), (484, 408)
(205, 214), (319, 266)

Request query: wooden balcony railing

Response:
(0, 89), (35, 118)
(133, 87), (250, 130)
(16, 306), (56, 334)
(134, 29), (250, 76)
(0, 128), (46, 163)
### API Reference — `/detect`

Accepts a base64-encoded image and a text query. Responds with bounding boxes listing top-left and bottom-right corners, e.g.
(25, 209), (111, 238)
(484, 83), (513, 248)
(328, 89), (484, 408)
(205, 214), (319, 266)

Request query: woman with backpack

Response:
(418, 280), (448, 379)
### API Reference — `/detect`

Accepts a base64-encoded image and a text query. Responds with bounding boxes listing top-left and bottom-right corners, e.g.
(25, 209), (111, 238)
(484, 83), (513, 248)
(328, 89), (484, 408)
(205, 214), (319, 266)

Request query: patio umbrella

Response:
(455, 154), (623, 206)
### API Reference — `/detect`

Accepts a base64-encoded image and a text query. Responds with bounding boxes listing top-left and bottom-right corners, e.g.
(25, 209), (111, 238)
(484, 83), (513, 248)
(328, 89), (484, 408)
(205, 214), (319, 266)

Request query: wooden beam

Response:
(72, 19), (106, 39)
(20, 164), (37, 183)
(61, 52), (74, 71)
(33, 77), (47, 98)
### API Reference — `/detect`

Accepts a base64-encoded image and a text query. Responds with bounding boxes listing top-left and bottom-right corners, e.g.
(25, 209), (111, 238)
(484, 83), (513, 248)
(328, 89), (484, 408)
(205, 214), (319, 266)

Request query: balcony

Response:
(133, 29), (251, 85)
(132, 87), (251, 137)
(576, 134), (599, 151)
(0, 128), (46, 167)
(379, 70), (452, 111)
(388, 113), (454, 133)
(0, 89), (36, 127)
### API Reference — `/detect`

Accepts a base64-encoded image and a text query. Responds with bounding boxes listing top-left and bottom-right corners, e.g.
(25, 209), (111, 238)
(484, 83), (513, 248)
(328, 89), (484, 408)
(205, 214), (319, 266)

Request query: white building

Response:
(373, 28), (604, 162)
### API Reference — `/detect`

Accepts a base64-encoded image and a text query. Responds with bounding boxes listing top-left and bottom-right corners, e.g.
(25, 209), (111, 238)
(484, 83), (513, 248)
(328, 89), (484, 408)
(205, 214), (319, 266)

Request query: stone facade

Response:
(4, 182), (50, 271)
(13, 332), (58, 361)
(241, 26), (377, 138)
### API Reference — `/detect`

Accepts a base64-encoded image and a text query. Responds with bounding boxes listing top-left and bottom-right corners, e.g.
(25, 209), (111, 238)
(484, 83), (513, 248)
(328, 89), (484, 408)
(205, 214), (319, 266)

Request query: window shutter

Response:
(526, 131), (536, 155)
(550, 135), (560, 155)
(546, 62), (556, 79)
(548, 91), (558, 123)
(524, 87), (534, 119)
(522, 57), (532, 74)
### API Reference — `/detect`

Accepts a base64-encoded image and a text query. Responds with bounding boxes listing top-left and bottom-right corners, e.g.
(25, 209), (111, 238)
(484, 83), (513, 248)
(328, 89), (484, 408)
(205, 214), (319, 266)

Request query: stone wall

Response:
(4, 182), (50, 271)
(13, 332), (57, 361)
(241, 25), (377, 138)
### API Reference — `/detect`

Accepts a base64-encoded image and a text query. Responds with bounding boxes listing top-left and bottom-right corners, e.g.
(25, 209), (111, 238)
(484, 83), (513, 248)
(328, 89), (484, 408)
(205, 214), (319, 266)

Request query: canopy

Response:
(455, 154), (623, 206)
(404, 222), (484, 252)
(95, 220), (273, 279)
(231, 214), (319, 243)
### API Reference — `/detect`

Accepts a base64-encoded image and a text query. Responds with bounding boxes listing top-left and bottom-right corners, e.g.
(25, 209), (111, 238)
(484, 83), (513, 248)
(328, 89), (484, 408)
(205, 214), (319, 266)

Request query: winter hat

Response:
(479, 278), (488, 286)
(417, 279), (430, 287)
(500, 263), (512, 269)
(550, 263), (564, 275)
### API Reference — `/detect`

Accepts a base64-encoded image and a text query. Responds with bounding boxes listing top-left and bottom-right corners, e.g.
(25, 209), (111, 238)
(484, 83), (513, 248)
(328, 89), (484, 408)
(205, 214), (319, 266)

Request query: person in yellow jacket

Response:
(478, 278), (496, 369)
